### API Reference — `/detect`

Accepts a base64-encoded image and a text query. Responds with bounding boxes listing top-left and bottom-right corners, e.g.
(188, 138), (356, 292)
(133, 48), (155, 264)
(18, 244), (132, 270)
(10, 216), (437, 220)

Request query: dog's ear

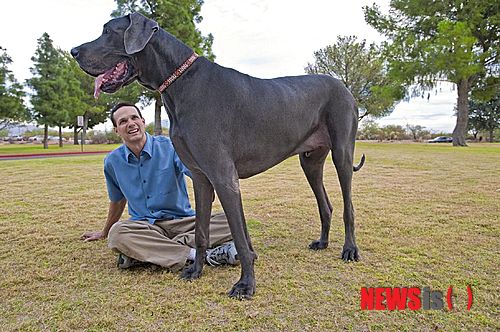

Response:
(124, 12), (159, 54)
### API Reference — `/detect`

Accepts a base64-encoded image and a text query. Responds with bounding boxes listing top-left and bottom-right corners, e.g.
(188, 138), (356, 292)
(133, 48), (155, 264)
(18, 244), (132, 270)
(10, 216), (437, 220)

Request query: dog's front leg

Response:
(212, 171), (257, 299)
(180, 171), (213, 280)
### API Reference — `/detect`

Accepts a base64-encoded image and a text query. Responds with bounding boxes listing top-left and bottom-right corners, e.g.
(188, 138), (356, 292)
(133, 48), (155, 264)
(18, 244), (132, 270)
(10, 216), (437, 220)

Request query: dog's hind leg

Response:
(299, 146), (333, 250)
(331, 138), (360, 262)
(181, 171), (214, 280)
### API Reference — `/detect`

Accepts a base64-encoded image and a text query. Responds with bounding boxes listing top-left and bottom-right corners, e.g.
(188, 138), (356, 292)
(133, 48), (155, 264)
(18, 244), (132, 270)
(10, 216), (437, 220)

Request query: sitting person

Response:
(81, 102), (238, 270)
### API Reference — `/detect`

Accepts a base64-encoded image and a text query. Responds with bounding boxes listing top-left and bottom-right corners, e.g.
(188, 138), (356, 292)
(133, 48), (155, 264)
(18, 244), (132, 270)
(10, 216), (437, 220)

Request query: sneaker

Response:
(206, 241), (239, 266)
(117, 253), (143, 269)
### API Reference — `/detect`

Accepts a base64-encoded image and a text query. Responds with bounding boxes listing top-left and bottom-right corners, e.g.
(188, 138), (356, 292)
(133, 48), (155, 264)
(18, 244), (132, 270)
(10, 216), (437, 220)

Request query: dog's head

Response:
(71, 13), (159, 98)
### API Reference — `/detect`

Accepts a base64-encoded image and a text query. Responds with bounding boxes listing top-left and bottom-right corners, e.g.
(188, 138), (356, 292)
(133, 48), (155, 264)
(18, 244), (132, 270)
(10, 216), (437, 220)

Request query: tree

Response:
(357, 119), (383, 140)
(51, 50), (91, 147)
(468, 93), (499, 142)
(364, 0), (500, 146)
(27, 33), (70, 148)
(382, 124), (406, 140)
(306, 36), (404, 119)
(112, 0), (215, 135)
(406, 124), (430, 141)
(64, 51), (140, 144)
(0, 46), (29, 130)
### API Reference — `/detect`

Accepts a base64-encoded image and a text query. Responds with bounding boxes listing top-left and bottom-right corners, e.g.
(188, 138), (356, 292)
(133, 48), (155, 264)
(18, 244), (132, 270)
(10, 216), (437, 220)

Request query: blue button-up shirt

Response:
(104, 133), (195, 223)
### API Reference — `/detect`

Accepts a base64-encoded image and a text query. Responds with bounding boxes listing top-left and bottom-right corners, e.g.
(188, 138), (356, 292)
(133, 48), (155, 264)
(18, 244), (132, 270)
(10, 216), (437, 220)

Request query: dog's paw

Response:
(309, 240), (328, 250)
(180, 264), (203, 280)
(228, 279), (255, 300)
(341, 245), (360, 262)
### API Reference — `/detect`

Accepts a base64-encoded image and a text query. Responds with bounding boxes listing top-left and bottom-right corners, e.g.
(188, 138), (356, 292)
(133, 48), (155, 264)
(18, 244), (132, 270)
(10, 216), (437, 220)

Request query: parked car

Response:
(428, 136), (453, 143)
(28, 135), (44, 142)
(47, 136), (67, 141)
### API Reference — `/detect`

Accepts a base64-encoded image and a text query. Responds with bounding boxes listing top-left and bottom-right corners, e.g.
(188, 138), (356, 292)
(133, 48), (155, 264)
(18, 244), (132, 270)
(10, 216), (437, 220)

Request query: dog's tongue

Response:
(94, 74), (105, 99)
(93, 62), (127, 99)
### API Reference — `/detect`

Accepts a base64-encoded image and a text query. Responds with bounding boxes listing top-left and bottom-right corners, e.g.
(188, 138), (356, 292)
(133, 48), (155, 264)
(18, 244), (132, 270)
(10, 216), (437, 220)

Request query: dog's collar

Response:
(157, 52), (199, 93)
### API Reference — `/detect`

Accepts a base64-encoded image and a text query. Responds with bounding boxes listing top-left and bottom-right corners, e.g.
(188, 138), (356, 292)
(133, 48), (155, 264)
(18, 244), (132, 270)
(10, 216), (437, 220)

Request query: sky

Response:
(0, 0), (457, 132)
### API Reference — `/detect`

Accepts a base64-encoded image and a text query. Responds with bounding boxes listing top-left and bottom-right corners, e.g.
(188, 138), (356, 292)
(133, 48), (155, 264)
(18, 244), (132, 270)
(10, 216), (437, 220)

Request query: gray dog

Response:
(72, 12), (365, 299)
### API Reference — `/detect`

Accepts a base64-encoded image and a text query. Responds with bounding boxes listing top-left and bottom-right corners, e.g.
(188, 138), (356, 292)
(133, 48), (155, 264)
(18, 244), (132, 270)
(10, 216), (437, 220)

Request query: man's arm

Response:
(80, 198), (127, 242)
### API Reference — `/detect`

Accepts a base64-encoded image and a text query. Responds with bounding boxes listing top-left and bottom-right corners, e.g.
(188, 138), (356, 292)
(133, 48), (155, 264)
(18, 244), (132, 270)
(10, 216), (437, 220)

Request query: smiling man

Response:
(81, 102), (238, 271)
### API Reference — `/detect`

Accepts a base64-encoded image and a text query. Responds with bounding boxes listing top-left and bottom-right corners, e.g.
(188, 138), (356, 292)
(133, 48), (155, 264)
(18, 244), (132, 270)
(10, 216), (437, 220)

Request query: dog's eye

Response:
(103, 27), (110, 34)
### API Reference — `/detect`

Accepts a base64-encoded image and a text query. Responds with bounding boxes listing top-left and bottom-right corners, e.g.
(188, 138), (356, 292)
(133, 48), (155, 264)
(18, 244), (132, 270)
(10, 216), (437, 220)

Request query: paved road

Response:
(0, 150), (111, 161)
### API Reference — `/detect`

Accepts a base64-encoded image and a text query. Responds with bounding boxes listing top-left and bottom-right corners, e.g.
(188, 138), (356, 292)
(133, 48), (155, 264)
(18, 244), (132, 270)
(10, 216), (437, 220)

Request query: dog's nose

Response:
(70, 47), (79, 58)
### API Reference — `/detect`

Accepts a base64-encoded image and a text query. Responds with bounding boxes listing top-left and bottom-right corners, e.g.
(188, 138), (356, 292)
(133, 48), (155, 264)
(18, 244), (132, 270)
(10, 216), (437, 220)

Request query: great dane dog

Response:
(72, 12), (365, 299)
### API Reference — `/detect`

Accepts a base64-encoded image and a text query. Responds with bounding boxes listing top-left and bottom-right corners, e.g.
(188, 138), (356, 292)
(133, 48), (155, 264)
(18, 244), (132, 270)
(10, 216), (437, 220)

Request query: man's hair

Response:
(110, 102), (143, 127)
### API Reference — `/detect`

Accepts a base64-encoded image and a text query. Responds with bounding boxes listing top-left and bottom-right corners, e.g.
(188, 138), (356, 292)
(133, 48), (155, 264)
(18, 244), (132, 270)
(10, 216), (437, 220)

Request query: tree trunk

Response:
(58, 126), (63, 148)
(154, 94), (162, 136)
(74, 126), (79, 145)
(489, 129), (494, 143)
(43, 124), (48, 149)
(452, 79), (470, 146)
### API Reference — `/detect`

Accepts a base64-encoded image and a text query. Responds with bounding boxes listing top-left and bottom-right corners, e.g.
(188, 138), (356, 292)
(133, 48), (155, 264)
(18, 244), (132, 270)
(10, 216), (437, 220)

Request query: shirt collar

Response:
(124, 133), (153, 162)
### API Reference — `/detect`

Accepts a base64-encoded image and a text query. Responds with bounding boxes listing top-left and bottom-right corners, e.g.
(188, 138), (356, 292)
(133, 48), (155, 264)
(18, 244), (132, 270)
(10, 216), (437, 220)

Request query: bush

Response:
(89, 132), (108, 144)
(105, 131), (122, 144)
(86, 130), (121, 144)
(146, 122), (169, 136)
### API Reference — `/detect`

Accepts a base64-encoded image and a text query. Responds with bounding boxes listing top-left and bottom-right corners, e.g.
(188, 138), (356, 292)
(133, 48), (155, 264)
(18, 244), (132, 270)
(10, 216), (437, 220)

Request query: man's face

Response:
(113, 106), (146, 144)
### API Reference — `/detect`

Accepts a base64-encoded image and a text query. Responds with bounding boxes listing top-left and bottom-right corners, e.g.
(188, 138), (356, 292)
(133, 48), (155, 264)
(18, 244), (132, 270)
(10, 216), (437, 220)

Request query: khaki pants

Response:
(107, 212), (232, 271)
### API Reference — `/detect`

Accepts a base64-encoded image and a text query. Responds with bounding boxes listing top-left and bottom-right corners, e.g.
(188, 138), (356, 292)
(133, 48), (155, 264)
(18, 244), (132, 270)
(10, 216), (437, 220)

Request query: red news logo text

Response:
(361, 287), (444, 311)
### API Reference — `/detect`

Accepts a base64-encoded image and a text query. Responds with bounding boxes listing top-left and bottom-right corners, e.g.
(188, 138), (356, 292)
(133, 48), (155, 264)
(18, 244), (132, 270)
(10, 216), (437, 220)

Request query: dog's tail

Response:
(353, 154), (365, 172)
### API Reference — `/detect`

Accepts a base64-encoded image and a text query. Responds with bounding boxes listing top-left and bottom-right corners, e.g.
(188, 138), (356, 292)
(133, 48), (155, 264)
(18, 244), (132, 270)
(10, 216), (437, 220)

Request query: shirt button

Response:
(143, 180), (146, 183)
(147, 195), (150, 199)
(140, 163), (143, 167)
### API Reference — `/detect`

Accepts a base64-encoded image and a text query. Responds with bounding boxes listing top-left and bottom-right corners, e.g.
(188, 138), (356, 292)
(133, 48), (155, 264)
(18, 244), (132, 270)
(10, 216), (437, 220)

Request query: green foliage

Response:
(65, 52), (119, 130)
(306, 36), (404, 119)
(145, 121), (155, 135)
(381, 124), (407, 140)
(433, 21), (482, 81)
(0, 46), (29, 130)
(358, 119), (432, 141)
(106, 130), (122, 143)
(357, 119), (383, 140)
(87, 131), (109, 144)
(363, 0), (499, 145)
(406, 124), (431, 141)
(112, 0), (215, 60)
(24, 128), (59, 137)
(363, 0), (497, 91)
(26, 33), (92, 147)
(26, 33), (71, 128)
(25, 38), (132, 146)
(468, 92), (500, 141)
(145, 121), (169, 135)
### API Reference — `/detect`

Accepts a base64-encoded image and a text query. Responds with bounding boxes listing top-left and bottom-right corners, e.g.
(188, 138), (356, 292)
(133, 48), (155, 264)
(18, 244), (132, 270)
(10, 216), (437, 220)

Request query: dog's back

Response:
(175, 59), (357, 177)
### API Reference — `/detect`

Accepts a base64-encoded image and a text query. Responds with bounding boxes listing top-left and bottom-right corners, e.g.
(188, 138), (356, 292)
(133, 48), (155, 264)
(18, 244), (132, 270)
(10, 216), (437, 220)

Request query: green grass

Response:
(0, 143), (120, 155)
(0, 142), (498, 330)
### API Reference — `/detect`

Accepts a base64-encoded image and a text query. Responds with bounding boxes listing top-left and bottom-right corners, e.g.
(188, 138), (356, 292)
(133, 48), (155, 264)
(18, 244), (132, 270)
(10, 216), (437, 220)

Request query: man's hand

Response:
(80, 231), (105, 242)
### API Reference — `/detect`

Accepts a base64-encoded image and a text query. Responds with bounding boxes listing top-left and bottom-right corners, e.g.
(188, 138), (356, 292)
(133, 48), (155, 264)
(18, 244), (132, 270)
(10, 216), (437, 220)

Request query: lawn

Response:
(0, 143), (120, 155)
(0, 142), (498, 331)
